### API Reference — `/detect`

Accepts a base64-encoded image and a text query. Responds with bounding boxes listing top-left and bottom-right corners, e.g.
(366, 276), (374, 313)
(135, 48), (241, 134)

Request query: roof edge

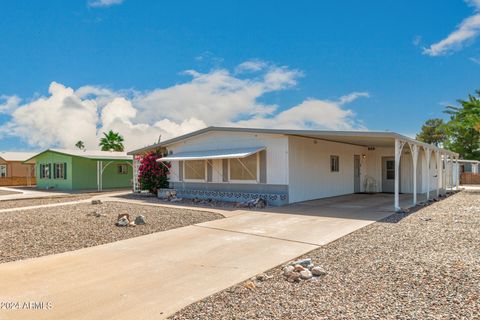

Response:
(127, 126), (458, 156)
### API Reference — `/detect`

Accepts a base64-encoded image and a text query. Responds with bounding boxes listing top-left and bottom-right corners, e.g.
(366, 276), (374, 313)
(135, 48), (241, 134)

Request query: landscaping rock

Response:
(255, 273), (271, 282)
(91, 199), (102, 205)
(134, 215), (146, 225)
(293, 258), (312, 268)
(311, 266), (327, 276)
(294, 264), (306, 272)
(283, 265), (295, 275)
(244, 280), (256, 290)
(300, 269), (313, 280)
(286, 272), (301, 283)
(116, 216), (129, 227)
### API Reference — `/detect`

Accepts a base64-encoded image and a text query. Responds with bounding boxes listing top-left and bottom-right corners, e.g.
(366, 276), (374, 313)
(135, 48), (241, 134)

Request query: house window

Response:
(184, 160), (206, 180)
(40, 164), (50, 179)
(117, 164), (128, 174)
(53, 163), (66, 179)
(330, 155), (340, 172)
(0, 165), (6, 178)
(230, 153), (258, 181)
(386, 160), (395, 180)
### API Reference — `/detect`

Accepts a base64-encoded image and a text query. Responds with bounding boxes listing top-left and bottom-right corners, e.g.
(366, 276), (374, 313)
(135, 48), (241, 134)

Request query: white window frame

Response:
(183, 160), (207, 182)
(330, 155), (340, 173)
(117, 164), (128, 174)
(0, 165), (6, 178)
(53, 163), (66, 180)
(40, 164), (50, 179)
(228, 153), (259, 184)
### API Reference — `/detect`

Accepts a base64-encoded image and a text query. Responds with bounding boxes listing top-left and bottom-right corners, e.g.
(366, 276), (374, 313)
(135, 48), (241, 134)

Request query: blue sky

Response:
(0, 0), (479, 151)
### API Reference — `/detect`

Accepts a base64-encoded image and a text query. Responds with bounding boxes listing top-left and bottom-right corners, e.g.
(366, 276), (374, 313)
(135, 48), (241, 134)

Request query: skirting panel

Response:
(158, 187), (289, 206)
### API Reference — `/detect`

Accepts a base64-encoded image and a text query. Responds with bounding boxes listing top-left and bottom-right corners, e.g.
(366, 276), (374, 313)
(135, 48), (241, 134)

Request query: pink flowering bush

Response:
(137, 151), (170, 194)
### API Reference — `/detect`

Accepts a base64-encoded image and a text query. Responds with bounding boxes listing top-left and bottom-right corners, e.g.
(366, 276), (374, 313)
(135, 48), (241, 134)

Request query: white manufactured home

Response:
(129, 127), (460, 211)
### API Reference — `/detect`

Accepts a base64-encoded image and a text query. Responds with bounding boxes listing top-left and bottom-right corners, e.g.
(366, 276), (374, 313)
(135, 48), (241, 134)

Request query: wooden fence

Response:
(460, 173), (480, 185)
(0, 176), (36, 186)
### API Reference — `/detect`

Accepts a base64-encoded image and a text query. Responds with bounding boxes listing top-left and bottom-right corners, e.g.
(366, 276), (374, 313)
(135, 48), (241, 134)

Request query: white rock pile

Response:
(160, 190), (183, 202)
(282, 258), (327, 282)
(115, 213), (146, 227)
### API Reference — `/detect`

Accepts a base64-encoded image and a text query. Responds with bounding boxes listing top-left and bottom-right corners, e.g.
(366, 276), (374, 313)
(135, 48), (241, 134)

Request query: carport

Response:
(284, 131), (460, 211)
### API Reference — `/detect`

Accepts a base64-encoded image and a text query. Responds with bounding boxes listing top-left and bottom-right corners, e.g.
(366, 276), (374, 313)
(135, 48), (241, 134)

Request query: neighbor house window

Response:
(229, 153), (258, 181)
(40, 164), (51, 179)
(53, 163), (66, 179)
(330, 155), (339, 172)
(117, 164), (128, 174)
(0, 165), (6, 178)
(184, 160), (206, 180)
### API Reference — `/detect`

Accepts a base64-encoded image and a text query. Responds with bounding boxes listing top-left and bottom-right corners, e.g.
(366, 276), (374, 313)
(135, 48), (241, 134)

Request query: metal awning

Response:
(158, 147), (265, 161)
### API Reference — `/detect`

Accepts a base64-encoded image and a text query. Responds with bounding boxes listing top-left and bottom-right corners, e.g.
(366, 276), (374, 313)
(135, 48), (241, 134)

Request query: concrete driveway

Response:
(0, 193), (395, 320)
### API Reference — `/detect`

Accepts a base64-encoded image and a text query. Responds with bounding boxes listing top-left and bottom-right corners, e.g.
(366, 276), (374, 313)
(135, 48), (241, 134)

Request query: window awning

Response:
(158, 147), (265, 161)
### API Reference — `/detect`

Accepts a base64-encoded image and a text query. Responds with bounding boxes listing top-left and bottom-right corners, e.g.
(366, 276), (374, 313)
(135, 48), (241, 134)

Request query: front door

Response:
(382, 157), (397, 193)
(354, 155), (361, 193)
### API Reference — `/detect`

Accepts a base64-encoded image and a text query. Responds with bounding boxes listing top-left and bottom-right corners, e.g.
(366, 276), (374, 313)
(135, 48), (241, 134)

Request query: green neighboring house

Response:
(24, 149), (133, 191)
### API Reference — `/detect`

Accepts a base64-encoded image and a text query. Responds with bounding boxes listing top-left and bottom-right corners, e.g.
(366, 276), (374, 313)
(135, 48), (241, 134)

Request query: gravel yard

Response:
(170, 191), (480, 320)
(0, 195), (93, 210)
(0, 201), (223, 264)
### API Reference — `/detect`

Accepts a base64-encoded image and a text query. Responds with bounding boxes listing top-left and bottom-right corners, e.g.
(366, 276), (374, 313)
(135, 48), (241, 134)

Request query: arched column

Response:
(435, 150), (441, 199)
(423, 146), (431, 201)
(394, 138), (406, 211)
(408, 142), (419, 206)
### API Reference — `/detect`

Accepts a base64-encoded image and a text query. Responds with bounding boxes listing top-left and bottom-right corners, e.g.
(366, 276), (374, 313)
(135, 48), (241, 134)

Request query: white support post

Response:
(394, 139), (405, 211)
(455, 157), (460, 190)
(99, 161), (103, 191)
(97, 161), (100, 191)
(448, 156), (453, 193)
(409, 143), (419, 206)
(435, 151), (441, 199)
(132, 157), (138, 192)
(444, 156), (448, 193)
(424, 147), (431, 201)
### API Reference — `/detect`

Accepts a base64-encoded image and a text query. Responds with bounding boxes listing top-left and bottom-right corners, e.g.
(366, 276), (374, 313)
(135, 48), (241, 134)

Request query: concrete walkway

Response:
(0, 194), (395, 320)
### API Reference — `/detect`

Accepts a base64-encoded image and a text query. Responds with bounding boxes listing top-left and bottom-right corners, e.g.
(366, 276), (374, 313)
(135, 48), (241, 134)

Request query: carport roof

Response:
(24, 149), (132, 163)
(128, 126), (458, 156)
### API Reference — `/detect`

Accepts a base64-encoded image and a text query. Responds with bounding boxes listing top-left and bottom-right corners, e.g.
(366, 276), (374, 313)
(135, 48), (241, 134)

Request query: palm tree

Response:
(99, 130), (125, 152)
(75, 140), (85, 150)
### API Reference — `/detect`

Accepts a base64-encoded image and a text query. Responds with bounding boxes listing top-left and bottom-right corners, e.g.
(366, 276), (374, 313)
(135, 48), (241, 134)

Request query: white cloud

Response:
(0, 95), (21, 113)
(423, 1), (480, 56)
(470, 56), (480, 63)
(235, 60), (268, 73)
(88, 0), (123, 8)
(234, 96), (367, 131)
(3, 82), (99, 149)
(0, 61), (368, 151)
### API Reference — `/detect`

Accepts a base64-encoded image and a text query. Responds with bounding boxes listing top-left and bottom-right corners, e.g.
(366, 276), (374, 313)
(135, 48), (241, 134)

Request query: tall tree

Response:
(416, 118), (447, 146)
(443, 90), (480, 160)
(75, 140), (85, 150)
(99, 130), (125, 152)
